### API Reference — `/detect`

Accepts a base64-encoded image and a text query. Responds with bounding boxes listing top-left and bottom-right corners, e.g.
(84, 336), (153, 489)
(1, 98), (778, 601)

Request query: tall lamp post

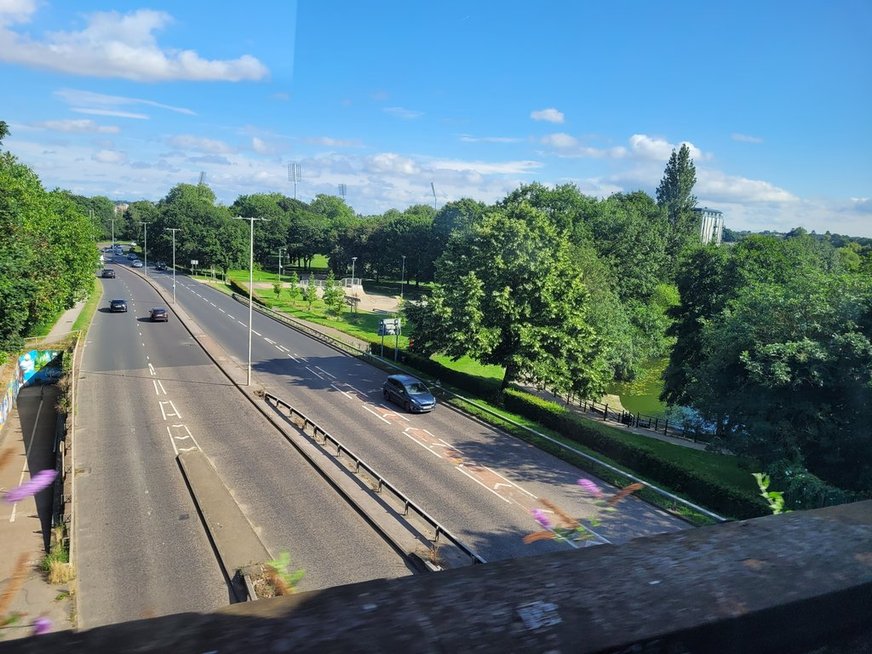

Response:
(142, 222), (150, 276)
(234, 215), (268, 386)
(165, 228), (180, 304)
(111, 216), (115, 253)
(400, 255), (406, 303)
(351, 256), (358, 296)
(275, 246), (286, 286)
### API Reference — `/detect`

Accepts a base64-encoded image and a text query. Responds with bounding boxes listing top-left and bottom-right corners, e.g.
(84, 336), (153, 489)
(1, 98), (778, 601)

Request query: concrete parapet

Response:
(5, 500), (872, 652)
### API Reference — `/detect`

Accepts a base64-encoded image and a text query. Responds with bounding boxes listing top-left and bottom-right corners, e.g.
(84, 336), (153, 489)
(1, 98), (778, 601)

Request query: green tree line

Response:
(0, 124), (99, 356)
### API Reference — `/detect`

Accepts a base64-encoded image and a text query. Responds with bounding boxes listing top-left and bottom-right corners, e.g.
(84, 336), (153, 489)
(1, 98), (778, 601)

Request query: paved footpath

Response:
(0, 385), (74, 641)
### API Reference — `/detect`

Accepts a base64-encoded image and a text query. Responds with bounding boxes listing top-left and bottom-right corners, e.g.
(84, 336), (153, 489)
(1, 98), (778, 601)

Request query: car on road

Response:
(131, 260), (143, 268)
(149, 307), (168, 322)
(127, 253), (137, 260)
(383, 374), (436, 413)
(109, 299), (128, 313)
(155, 262), (167, 271)
(101, 268), (115, 278)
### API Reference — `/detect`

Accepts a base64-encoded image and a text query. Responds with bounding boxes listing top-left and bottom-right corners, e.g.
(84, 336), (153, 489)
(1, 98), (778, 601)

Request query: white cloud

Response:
(384, 106), (423, 120)
(56, 89), (196, 116)
(458, 134), (522, 143)
(696, 169), (797, 203)
(251, 137), (273, 155)
(308, 136), (363, 148)
(530, 108), (564, 124)
(32, 119), (119, 134)
(430, 158), (542, 175)
(850, 197), (872, 213)
(72, 108), (148, 120)
(0, 8), (268, 81)
(368, 152), (420, 175)
(540, 132), (578, 148)
(92, 149), (127, 164)
(0, 0), (36, 24)
(731, 132), (763, 144)
(168, 134), (235, 154)
(628, 134), (705, 161)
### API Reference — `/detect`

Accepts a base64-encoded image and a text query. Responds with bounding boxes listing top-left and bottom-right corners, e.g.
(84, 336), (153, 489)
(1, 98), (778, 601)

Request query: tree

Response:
(656, 144), (698, 268)
(322, 270), (345, 316)
(286, 271), (301, 306)
(0, 120), (8, 145)
(304, 273), (318, 311)
(407, 201), (606, 394)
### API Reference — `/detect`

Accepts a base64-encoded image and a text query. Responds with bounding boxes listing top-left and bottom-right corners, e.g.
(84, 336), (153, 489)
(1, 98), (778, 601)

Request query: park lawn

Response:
(607, 357), (670, 418)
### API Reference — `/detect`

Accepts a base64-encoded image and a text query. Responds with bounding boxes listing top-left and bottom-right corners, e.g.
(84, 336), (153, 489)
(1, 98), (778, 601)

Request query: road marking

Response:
(306, 366), (325, 380)
(8, 393), (45, 522)
(148, 363), (156, 376)
(152, 379), (167, 396)
(158, 400), (181, 420)
(264, 337), (276, 345)
(286, 353), (299, 361)
(277, 344), (289, 352)
(252, 330), (262, 336)
(210, 302), (216, 307)
(315, 366), (336, 379)
(237, 320), (246, 326)
(361, 403), (391, 424)
(219, 308), (225, 313)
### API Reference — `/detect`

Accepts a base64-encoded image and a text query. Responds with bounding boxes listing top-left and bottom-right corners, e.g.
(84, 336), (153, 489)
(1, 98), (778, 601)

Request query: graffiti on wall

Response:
(0, 350), (61, 427)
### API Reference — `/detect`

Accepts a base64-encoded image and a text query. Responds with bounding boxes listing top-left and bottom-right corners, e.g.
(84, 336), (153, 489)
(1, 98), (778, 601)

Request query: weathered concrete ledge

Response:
(5, 500), (872, 653)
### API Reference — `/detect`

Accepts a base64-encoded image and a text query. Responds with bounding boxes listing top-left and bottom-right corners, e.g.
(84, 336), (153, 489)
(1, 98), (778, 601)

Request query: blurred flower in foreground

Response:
(3, 469), (57, 503)
(577, 478), (603, 498)
(524, 482), (645, 546)
(32, 617), (52, 635)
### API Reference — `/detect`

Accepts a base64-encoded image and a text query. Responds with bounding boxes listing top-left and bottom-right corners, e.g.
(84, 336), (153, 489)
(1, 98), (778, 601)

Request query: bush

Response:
(502, 389), (768, 519)
(767, 460), (861, 511)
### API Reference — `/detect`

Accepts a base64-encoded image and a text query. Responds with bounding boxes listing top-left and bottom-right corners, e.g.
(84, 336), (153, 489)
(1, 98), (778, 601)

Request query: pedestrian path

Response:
(0, 386), (74, 640)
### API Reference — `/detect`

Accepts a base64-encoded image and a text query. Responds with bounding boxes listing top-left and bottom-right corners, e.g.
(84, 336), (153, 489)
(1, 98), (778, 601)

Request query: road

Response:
(75, 258), (410, 628)
(144, 265), (689, 562)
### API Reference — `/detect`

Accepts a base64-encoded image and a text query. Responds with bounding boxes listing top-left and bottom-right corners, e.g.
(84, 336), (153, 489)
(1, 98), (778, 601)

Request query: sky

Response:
(1, 0), (871, 236)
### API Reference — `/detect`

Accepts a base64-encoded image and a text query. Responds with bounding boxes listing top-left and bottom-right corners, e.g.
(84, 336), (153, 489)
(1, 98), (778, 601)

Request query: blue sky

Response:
(2, 0), (870, 236)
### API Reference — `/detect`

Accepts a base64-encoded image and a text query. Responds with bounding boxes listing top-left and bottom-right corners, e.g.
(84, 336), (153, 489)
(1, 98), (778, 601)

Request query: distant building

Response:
(693, 207), (724, 245)
(114, 203), (129, 215)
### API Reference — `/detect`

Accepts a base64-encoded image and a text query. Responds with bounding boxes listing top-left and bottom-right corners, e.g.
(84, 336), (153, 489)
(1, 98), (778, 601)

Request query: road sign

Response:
(190, 259), (199, 266)
(379, 318), (400, 336)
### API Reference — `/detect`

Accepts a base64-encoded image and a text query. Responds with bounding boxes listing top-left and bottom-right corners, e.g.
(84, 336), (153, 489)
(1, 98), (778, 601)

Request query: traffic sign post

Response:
(378, 318), (400, 358)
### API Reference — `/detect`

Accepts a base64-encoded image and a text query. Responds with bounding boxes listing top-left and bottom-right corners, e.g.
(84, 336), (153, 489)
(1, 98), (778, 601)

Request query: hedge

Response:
(502, 388), (769, 520)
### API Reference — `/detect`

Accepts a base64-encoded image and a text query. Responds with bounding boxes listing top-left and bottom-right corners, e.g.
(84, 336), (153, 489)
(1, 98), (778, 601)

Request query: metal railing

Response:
(264, 392), (486, 565)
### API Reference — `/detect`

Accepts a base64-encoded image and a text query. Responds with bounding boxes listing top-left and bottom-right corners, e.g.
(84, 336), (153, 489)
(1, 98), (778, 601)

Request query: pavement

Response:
(0, 386), (75, 642)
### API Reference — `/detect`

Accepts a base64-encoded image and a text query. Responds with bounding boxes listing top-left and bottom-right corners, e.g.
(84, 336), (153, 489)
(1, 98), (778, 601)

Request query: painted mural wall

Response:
(0, 350), (62, 428)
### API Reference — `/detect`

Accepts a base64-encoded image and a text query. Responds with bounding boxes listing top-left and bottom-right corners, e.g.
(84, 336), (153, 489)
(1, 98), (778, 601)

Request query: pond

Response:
(606, 357), (669, 419)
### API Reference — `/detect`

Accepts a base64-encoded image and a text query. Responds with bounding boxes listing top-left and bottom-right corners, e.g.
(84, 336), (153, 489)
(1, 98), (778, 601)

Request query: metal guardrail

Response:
(264, 392), (486, 565)
(236, 294), (726, 523)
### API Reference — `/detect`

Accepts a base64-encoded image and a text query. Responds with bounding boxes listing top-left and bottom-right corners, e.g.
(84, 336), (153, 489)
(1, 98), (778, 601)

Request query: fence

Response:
(264, 392), (486, 565)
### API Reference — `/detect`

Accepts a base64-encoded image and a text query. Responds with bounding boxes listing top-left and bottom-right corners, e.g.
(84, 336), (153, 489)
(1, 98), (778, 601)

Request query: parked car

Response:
(109, 299), (127, 313)
(131, 260), (143, 268)
(383, 374), (436, 413)
(101, 268), (115, 278)
(149, 307), (168, 322)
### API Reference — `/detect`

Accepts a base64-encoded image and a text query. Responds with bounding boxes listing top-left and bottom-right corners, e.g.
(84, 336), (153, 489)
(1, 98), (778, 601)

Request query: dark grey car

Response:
(382, 374), (436, 413)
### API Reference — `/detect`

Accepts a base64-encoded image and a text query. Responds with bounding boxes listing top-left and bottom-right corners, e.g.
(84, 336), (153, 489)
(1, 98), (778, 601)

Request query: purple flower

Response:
(532, 508), (552, 529)
(577, 478), (603, 498)
(31, 617), (52, 635)
(3, 469), (57, 503)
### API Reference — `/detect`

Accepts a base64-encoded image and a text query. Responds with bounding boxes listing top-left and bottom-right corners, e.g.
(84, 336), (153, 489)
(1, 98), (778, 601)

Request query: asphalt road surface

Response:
(145, 266), (690, 562)
(75, 260), (411, 628)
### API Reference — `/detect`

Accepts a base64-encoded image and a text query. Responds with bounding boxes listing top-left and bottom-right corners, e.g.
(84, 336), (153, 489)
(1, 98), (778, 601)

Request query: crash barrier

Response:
(264, 391), (486, 565)
(232, 295), (726, 522)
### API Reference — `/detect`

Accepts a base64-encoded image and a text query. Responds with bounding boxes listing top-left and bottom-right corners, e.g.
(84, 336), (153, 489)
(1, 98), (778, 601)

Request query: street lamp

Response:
(351, 256), (358, 296)
(275, 246), (286, 286)
(233, 215), (268, 386)
(142, 222), (149, 276)
(400, 255), (406, 303)
(165, 228), (180, 304)
(111, 216), (115, 253)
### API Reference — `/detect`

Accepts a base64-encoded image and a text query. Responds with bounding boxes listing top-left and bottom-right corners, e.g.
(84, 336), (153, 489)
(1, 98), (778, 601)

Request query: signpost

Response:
(378, 318), (401, 358)
(190, 259), (199, 275)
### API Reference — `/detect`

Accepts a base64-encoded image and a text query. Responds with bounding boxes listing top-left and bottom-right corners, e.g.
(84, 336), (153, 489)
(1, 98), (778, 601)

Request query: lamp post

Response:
(165, 228), (180, 304)
(111, 216), (115, 253)
(142, 222), (149, 276)
(351, 256), (358, 296)
(275, 246), (286, 286)
(400, 255), (406, 303)
(233, 215), (267, 386)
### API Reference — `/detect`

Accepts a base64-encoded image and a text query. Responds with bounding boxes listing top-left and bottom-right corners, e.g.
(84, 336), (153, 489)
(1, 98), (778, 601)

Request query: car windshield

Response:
(405, 382), (429, 395)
